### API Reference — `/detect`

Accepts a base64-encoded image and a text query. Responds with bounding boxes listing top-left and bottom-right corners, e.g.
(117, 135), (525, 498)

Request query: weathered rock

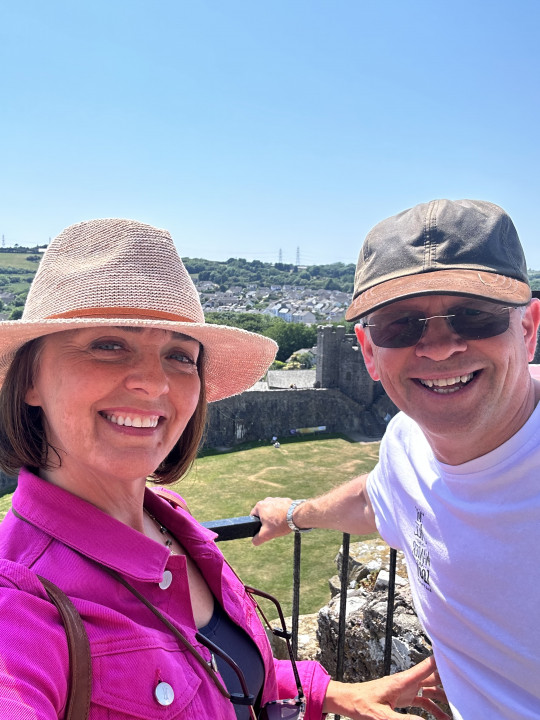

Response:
(283, 539), (445, 720)
(329, 574), (362, 598)
(374, 569), (408, 592)
(329, 574), (341, 597)
(318, 576), (431, 682)
(266, 612), (320, 661)
(335, 538), (408, 585)
(270, 539), (445, 720)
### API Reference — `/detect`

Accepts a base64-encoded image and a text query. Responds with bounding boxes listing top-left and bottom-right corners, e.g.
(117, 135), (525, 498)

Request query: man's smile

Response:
(416, 372), (476, 394)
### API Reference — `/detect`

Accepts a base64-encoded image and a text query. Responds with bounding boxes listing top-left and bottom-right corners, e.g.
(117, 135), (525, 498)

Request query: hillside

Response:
(0, 249), (357, 325)
(1, 248), (539, 325)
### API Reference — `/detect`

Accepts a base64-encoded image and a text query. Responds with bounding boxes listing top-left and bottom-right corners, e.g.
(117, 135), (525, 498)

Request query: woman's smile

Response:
(99, 410), (162, 429)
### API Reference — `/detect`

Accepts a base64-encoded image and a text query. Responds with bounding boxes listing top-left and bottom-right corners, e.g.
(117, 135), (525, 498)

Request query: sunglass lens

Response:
(259, 701), (303, 719)
(451, 306), (510, 340)
(369, 314), (424, 348)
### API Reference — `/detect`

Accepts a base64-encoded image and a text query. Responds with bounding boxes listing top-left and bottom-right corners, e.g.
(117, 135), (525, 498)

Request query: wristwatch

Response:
(286, 499), (313, 533)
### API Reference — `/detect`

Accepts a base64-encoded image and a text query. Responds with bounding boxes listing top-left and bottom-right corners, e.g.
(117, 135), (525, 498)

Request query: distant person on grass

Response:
(0, 219), (448, 720)
(252, 199), (540, 720)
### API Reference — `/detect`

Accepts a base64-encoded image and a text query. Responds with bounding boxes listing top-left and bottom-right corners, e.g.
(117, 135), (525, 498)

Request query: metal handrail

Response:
(202, 515), (262, 541)
(203, 515), (397, 682)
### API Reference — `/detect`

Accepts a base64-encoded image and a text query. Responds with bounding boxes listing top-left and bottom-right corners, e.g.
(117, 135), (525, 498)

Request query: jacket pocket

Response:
(91, 638), (202, 719)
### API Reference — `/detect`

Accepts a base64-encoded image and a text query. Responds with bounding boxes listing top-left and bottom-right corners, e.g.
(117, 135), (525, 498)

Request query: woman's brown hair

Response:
(0, 336), (207, 484)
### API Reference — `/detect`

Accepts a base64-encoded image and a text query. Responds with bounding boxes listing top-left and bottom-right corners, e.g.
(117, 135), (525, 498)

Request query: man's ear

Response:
(523, 299), (540, 361)
(354, 324), (381, 381)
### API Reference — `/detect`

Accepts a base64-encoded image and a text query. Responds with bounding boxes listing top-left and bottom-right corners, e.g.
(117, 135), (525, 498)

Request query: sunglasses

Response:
(98, 563), (305, 720)
(359, 301), (515, 349)
(197, 585), (305, 720)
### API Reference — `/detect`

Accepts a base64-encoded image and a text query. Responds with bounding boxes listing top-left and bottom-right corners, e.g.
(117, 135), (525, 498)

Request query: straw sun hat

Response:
(0, 219), (277, 402)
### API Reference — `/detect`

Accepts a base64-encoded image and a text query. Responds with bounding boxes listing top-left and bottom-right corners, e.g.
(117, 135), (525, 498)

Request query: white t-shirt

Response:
(367, 404), (540, 720)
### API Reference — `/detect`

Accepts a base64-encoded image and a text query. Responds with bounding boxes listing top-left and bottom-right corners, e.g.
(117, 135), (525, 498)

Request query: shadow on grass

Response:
(199, 431), (381, 457)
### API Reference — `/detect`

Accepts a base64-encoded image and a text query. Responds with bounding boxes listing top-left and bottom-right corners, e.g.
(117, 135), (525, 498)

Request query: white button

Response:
(155, 681), (174, 706)
(159, 570), (173, 590)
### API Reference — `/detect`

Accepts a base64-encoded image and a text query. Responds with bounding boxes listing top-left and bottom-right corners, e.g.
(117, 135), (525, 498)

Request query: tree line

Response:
(184, 257), (356, 293)
(205, 311), (354, 363)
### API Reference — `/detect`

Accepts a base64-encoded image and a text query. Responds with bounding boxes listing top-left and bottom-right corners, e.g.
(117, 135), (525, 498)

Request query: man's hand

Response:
(250, 496), (293, 546)
(323, 655), (450, 720)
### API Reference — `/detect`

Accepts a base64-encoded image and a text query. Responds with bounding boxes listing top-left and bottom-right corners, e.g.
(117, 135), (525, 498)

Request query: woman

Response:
(0, 219), (448, 719)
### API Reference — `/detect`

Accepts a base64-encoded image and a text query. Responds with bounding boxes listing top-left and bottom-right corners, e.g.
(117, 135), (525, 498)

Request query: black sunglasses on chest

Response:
(196, 585), (306, 719)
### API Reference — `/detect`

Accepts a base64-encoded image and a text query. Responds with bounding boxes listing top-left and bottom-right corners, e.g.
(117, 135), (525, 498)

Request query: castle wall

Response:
(204, 388), (392, 449)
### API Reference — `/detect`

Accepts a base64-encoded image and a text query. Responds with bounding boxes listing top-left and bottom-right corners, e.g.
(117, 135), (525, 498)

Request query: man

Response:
(251, 199), (540, 720)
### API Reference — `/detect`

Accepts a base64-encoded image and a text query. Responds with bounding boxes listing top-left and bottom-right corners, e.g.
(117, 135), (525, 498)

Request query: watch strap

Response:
(286, 499), (313, 533)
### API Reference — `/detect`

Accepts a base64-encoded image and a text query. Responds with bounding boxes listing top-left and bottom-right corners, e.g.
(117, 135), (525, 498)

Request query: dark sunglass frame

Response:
(196, 585), (306, 720)
(359, 303), (515, 348)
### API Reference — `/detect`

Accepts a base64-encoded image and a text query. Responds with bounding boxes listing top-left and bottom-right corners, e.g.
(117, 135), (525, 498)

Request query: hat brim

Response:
(345, 269), (532, 321)
(0, 318), (277, 402)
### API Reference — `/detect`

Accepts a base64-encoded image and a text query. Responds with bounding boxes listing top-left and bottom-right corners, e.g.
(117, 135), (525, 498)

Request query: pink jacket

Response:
(0, 469), (330, 719)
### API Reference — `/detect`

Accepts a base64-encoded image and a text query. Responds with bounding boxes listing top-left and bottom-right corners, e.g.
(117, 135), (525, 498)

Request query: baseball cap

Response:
(346, 199), (531, 321)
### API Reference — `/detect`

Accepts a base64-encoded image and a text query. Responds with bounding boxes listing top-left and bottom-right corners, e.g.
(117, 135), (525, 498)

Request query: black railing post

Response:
(291, 532), (302, 659)
(336, 532), (350, 681)
(333, 532), (351, 720)
(383, 547), (397, 675)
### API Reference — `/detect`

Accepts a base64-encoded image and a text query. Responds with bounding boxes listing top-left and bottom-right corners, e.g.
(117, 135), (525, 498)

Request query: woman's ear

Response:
(25, 385), (41, 407)
(354, 324), (381, 381)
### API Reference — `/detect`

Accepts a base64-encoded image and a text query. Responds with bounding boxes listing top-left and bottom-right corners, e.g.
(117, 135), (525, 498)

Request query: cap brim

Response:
(0, 318), (277, 402)
(345, 269), (532, 321)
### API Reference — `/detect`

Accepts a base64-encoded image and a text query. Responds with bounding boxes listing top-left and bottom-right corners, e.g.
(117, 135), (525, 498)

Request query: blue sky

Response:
(2, 1), (539, 269)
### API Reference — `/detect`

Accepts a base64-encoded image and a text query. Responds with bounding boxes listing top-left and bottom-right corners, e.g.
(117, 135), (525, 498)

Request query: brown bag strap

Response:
(37, 576), (92, 720)
(151, 487), (191, 513)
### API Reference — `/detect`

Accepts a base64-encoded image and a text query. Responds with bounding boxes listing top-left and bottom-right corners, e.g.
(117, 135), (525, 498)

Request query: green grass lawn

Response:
(0, 435), (380, 617)
(173, 435), (380, 616)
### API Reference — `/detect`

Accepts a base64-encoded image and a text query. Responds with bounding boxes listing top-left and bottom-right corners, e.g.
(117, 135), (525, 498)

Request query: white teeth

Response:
(419, 373), (474, 390)
(103, 413), (159, 428)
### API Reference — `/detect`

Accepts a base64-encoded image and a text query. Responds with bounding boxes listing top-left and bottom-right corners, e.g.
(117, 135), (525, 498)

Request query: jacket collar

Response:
(13, 468), (216, 583)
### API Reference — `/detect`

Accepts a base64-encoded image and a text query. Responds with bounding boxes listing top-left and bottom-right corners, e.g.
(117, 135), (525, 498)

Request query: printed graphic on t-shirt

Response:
(412, 507), (431, 591)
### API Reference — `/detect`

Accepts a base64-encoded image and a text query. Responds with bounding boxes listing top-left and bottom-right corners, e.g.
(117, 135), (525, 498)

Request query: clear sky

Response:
(1, 0), (539, 269)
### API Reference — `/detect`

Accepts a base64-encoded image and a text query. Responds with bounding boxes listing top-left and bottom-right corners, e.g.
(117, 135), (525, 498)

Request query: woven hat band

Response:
(46, 307), (196, 323)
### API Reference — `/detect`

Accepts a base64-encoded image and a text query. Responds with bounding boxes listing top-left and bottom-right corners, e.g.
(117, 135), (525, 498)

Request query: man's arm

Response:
(251, 473), (377, 546)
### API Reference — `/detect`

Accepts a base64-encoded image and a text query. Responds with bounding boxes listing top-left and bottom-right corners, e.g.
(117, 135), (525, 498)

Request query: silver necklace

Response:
(145, 509), (175, 551)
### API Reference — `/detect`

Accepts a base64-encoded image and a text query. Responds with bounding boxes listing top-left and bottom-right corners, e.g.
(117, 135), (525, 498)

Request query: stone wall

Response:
(204, 388), (395, 449)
